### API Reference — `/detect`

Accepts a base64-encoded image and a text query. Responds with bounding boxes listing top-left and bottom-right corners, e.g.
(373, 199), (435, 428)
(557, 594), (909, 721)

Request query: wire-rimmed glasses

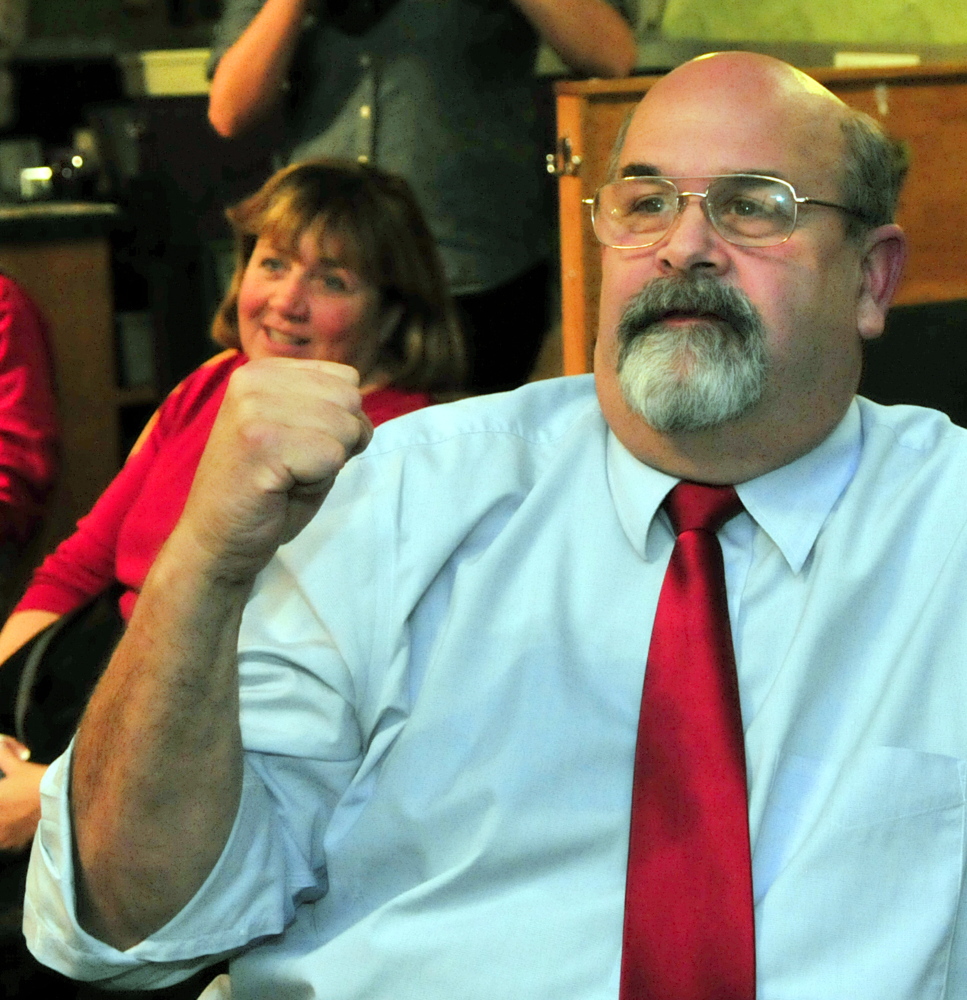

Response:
(585, 174), (868, 249)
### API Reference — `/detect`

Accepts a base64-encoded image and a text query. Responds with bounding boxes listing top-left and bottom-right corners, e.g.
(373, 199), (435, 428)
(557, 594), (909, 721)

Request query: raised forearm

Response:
(69, 359), (369, 949)
(513, 0), (637, 78)
(209, 0), (312, 137)
(71, 527), (249, 949)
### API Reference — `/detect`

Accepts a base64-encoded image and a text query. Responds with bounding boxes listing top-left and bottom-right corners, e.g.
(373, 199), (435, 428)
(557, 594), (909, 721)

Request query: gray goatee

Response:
(615, 277), (768, 434)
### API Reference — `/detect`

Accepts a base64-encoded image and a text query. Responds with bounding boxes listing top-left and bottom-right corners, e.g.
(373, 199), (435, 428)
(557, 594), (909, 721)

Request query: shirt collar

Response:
(606, 400), (863, 573)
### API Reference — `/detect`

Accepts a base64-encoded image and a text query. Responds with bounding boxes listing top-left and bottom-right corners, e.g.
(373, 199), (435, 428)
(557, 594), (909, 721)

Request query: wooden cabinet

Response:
(0, 206), (138, 565)
(554, 63), (967, 374)
(110, 95), (277, 387)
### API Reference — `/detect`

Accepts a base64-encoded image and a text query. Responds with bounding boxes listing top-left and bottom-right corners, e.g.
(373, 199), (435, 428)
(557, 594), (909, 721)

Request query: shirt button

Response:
(359, 53), (371, 68)
(360, 105), (371, 119)
(358, 154), (370, 164)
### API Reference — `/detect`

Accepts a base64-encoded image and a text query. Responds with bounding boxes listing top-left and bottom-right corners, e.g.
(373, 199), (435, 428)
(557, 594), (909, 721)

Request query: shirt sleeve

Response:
(13, 384), (175, 616)
(0, 276), (59, 545)
(23, 602), (367, 987)
(24, 746), (317, 988)
(23, 455), (386, 987)
(207, 0), (268, 73)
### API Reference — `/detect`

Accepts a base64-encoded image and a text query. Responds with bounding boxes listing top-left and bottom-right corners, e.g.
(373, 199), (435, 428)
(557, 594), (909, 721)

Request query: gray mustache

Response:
(617, 278), (763, 345)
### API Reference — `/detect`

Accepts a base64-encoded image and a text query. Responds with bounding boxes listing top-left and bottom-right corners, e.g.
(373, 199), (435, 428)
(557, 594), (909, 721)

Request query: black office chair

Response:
(861, 299), (967, 427)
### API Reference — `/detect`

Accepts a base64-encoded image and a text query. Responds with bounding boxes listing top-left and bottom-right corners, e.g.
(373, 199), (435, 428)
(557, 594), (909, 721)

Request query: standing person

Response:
(29, 53), (960, 999)
(207, 0), (637, 392)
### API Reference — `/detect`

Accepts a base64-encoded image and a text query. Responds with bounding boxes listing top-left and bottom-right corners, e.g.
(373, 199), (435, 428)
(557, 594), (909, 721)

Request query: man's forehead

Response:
(639, 51), (840, 108)
(618, 56), (846, 184)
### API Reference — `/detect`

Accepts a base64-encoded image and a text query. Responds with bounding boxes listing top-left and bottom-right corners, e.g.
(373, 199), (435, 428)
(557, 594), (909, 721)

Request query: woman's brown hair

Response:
(212, 158), (464, 390)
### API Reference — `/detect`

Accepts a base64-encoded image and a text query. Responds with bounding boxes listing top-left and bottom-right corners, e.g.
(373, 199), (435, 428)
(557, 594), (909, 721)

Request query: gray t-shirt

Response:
(211, 0), (559, 294)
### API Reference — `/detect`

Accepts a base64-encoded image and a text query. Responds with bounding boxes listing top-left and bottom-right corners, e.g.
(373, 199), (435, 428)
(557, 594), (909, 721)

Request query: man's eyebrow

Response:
(617, 165), (794, 182)
(619, 163), (660, 178)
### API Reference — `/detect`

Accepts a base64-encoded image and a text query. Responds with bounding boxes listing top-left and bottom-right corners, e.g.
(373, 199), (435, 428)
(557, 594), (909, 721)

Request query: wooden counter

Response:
(554, 63), (967, 374)
(0, 203), (126, 568)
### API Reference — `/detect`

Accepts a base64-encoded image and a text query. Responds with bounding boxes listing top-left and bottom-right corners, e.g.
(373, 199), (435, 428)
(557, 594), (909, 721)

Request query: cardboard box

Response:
(119, 49), (211, 98)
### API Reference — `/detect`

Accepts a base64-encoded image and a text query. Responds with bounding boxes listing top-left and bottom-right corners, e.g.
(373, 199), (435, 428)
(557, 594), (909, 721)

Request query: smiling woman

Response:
(236, 231), (383, 366)
(212, 159), (463, 394)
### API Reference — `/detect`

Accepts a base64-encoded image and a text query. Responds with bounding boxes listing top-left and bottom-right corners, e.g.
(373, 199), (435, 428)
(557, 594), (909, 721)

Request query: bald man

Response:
(24, 54), (967, 999)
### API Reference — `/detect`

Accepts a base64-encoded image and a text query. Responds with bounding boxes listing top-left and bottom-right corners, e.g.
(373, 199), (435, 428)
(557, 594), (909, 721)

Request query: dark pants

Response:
(454, 259), (552, 394)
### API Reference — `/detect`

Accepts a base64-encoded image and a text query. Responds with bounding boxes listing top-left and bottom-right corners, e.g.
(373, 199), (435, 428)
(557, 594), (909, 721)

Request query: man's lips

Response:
(616, 276), (763, 353)
(653, 310), (726, 325)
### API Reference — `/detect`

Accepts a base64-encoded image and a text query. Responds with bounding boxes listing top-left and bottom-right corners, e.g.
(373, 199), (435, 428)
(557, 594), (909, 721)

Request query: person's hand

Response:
(177, 358), (373, 586)
(0, 735), (46, 852)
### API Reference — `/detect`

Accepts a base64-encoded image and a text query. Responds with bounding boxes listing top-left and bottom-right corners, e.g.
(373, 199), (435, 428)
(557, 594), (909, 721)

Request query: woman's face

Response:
(237, 229), (384, 371)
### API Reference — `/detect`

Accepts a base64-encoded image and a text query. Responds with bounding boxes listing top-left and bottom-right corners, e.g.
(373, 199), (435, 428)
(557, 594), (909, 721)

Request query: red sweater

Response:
(15, 350), (428, 620)
(0, 275), (58, 545)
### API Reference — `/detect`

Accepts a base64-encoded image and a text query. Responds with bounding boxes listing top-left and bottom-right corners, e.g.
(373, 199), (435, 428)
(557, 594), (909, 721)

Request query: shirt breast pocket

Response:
(755, 746), (967, 1000)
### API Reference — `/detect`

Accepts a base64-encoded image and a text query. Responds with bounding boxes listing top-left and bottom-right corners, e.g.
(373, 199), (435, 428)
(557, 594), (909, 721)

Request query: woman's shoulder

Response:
(162, 349), (246, 412)
(128, 351), (246, 458)
(362, 385), (432, 426)
(176, 349), (246, 392)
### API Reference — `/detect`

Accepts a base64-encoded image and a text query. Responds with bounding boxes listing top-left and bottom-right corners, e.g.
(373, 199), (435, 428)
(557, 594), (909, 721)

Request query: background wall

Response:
(15, 0), (967, 58)
(24, 0), (216, 53)
(660, 0), (967, 45)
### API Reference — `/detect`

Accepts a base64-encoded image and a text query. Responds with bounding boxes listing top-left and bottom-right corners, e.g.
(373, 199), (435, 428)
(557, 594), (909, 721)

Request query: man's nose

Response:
(656, 195), (728, 276)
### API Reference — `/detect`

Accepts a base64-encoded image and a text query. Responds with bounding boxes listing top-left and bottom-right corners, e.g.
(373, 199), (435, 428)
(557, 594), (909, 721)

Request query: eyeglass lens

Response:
(594, 175), (799, 248)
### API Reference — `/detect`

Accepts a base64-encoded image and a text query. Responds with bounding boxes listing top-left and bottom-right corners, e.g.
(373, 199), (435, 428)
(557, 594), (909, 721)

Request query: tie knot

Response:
(664, 481), (742, 536)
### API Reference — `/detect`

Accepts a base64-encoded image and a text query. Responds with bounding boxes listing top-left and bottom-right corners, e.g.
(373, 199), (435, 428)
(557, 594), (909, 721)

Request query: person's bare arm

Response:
(208, 0), (311, 138)
(0, 735), (44, 852)
(513, 0), (637, 78)
(0, 609), (60, 665)
(70, 359), (372, 949)
(0, 612), (59, 850)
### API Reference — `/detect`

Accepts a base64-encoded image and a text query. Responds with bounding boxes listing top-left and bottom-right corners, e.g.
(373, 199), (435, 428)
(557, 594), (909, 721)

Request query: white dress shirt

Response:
(25, 375), (967, 999)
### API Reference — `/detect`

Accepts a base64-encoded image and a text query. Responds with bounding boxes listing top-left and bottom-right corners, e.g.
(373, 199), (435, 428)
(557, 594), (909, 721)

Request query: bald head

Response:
(618, 53), (850, 185)
(646, 51), (843, 109)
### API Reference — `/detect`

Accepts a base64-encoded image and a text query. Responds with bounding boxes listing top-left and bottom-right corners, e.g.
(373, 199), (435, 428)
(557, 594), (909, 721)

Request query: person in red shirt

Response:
(0, 275), (58, 558)
(0, 158), (462, 854)
(0, 276), (58, 994)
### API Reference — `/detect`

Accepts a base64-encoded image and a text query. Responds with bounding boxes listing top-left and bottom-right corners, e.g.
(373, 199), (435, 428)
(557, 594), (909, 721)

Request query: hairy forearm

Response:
(208, 0), (311, 137)
(68, 359), (369, 949)
(71, 527), (250, 949)
(513, 0), (637, 78)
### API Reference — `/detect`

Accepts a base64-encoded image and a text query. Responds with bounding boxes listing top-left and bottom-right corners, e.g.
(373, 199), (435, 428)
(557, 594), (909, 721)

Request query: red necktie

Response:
(620, 481), (755, 1000)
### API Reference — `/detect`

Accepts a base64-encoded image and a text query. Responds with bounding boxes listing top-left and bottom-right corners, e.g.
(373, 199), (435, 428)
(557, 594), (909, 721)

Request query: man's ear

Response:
(856, 223), (907, 341)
